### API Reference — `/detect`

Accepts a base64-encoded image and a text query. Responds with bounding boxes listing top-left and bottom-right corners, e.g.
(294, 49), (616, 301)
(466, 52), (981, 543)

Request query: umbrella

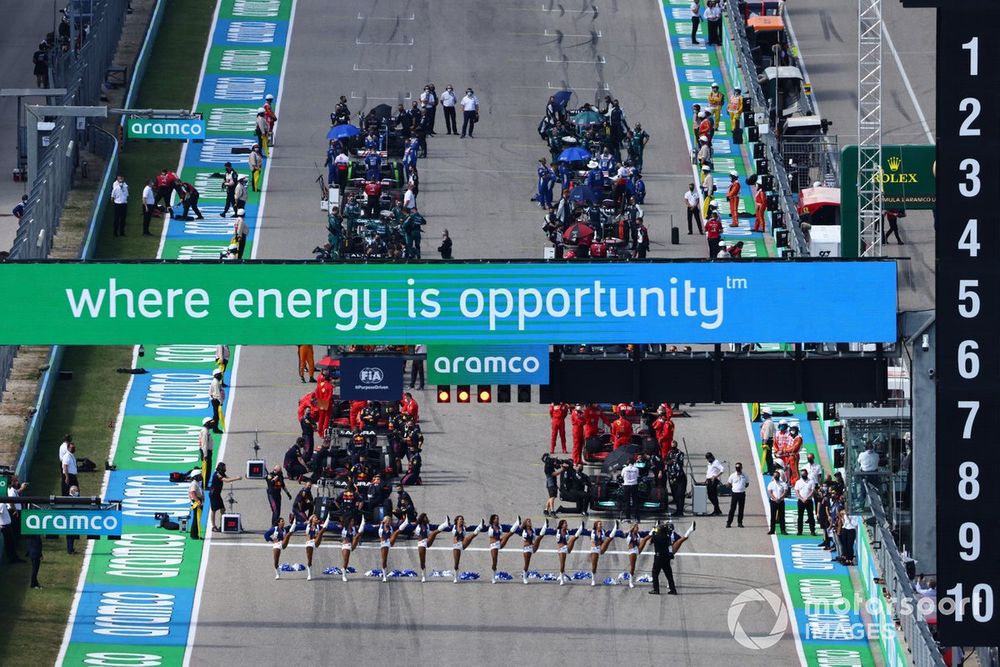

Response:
(553, 90), (573, 111)
(563, 222), (595, 245)
(569, 185), (600, 204)
(327, 124), (361, 140)
(601, 443), (641, 474)
(368, 104), (393, 122)
(557, 146), (592, 163)
(573, 110), (604, 126)
(316, 356), (341, 371)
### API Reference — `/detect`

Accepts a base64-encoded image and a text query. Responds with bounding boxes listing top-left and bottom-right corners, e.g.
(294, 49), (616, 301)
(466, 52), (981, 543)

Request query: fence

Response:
(0, 0), (129, 402)
(864, 484), (946, 667)
(781, 136), (840, 190)
(722, 0), (809, 256)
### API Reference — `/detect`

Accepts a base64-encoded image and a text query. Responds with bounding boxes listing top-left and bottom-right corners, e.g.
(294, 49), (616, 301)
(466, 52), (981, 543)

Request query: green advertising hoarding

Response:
(0, 261), (898, 345)
(21, 509), (124, 537)
(840, 144), (936, 257)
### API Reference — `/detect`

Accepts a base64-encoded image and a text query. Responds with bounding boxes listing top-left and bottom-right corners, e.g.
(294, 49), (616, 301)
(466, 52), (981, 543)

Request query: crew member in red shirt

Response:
(401, 392), (420, 423)
(570, 404), (586, 465)
(753, 183), (767, 232)
(610, 411), (634, 449)
(583, 404), (611, 440)
(314, 373), (334, 436)
(705, 211), (723, 258)
(726, 171), (741, 227)
(349, 400), (366, 430)
(651, 407), (675, 460)
(549, 402), (569, 454)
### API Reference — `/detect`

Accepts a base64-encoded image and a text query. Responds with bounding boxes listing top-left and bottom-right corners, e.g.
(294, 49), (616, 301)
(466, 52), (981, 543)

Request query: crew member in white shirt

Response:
(794, 469), (817, 535)
(440, 85), (458, 135)
(766, 470), (788, 534)
(622, 459), (640, 523)
(61, 441), (79, 496)
(111, 174), (129, 237)
(704, 452), (725, 515)
(726, 462), (749, 528)
(141, 178), (156, 235)
(460, 88), (479, 138)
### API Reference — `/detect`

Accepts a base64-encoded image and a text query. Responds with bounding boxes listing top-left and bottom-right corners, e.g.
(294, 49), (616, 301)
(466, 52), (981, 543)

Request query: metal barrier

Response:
(781, 136), (840, 190)
(865, 484), (946, 667)
(722, 0), (809, 256)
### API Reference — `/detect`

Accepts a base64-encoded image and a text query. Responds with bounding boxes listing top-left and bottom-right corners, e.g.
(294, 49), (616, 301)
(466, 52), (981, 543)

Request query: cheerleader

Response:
(586, 519), (618, 586)
(414, 513), (449, 582)
(339, 516), (363, 582)
(298, 514), (331, 581)
(553, 519), (586, 585)
(486, 514), (508, 584)
(622, 522), (651, 589)
(448, 515), (485, 583)
(263, 515), (294, 579)
(518, 517), (548, 584)
(373, 516), (410, 582)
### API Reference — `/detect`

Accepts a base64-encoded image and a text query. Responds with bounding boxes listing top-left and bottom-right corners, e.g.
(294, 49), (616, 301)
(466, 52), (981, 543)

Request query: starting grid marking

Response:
(55, 1), (295, 665)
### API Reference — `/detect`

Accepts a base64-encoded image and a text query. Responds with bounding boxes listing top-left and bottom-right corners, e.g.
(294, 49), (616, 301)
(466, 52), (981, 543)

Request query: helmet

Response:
(789, 424), (800, 434)
(202, 417), (213, 426)
(189, 468), (202, 479)
(265, 94), (274, 101)
(257, 107), (265, 113)
(778, 419), (788, 429)
(213, 369), (223, 378)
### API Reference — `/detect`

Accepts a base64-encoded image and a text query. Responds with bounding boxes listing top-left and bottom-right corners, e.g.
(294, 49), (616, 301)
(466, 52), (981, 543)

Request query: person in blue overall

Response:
(363, 130), (379, 152)
(402, 139), (418, 179)
(264, 516), (294, 579)
(324, 140), (340, 188)
(630, 172), (646, 205)
(558, 161), (572, 195)
(364, 152), (382, 182)
(535, 159), (554, 208)
(597, 148), (617, 177)
(585, 160), (603, 194)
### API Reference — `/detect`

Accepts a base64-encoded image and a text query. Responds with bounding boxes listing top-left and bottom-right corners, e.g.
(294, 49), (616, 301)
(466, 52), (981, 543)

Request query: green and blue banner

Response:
(0, 261), (898, 345)
(57, 1), (294, 665)
(427, 345), (550, 384)
(126, 118), (207, 140)
(21, 509), (124, 537)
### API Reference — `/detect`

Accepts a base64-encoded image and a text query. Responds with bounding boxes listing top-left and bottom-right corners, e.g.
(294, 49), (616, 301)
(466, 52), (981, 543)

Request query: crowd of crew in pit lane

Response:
(536, 95), (651, 259)
(264, 512), (696, 594)
(319, 88), (473, 260)
(543, 403), (690, 519)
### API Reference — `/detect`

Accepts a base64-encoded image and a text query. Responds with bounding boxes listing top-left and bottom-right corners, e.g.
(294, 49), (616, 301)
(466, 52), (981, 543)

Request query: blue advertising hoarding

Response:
(339, 357), (405, 401)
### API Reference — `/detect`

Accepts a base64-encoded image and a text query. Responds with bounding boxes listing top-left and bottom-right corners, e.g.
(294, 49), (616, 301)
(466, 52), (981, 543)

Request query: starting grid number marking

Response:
(177, 244), (232, 260)
(688, 85), (713, 100)
(671, 8), (690, 19)
(214, 76), (267, 100)
(192, 173), (230, 198)
(226, 21), (278, 44)
(676, 38), (702, 51)
(232, 0), (282, 17)
(207, 107), (259, 133)
(220, 49), (272, 72)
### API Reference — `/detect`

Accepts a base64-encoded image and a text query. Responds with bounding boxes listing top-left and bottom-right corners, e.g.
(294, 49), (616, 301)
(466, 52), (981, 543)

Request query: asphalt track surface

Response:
(189, 2), (797, 664)
(786, 1), (936, 310)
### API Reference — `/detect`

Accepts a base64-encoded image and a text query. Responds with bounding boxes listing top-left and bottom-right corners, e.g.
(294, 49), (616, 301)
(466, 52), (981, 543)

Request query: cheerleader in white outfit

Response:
(553, 519), (586, 585)
(339, 516), (363, 582)
(518, 517), (548, 584)
(372, 515), (409, 582)
(414, 513), (449, 582)
(623, 522), (652, 589)
(298, 514), (331, 581)
(264, 515), (294, 579)
(586, 519), (618, 586)
(448, 515), (484, 583)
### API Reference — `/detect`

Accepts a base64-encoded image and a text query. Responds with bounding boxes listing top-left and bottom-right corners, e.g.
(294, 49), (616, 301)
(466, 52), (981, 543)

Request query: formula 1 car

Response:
(587, 473), (669, 514)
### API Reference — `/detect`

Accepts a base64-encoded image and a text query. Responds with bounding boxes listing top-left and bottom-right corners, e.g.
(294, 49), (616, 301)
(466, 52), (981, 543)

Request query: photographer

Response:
(557, 462), (592, 515)
(392, 483), (417, 523)
(542, 453), (570, 517)
(265, 466), (292, 527)
(291, 482), (314, 523)
(283, 437), (309, 481)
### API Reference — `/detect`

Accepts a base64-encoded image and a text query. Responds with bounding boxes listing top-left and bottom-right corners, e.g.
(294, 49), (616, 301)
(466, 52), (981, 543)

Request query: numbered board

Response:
(936, 12), (1000, 644)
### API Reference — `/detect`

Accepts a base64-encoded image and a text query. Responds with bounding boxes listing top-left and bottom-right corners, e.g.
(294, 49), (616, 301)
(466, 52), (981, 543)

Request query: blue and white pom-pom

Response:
(458, 571), (480, 581)
(430, 569), (453, 578)
(635, 575), (653, 583)
(572, 571), (593, 580)
(280, 563), (305, 572)
(365, 568), (383, 577)
(495, 572), (513, 581)
(541, 573), (559, 581)
(603, 576), (617, 585)
(526, 570), (543, 579)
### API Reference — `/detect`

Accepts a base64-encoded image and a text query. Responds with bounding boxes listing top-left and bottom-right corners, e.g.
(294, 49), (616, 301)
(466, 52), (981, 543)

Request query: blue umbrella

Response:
(557, 146), (592, 163)
(553, 90), (573, 111)
(327, 124), (361, 140)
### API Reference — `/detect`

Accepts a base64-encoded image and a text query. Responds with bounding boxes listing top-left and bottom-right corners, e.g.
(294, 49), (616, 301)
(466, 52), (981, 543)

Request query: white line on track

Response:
(209, 542), (776, 558)
(880, 13), (934, 143)
(353, 64), (413, 72)
(182, 2), (298, 665)
(357, 12), (414, 21)
(545, 55), (606, 64)
(356, 37), (414, 46)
